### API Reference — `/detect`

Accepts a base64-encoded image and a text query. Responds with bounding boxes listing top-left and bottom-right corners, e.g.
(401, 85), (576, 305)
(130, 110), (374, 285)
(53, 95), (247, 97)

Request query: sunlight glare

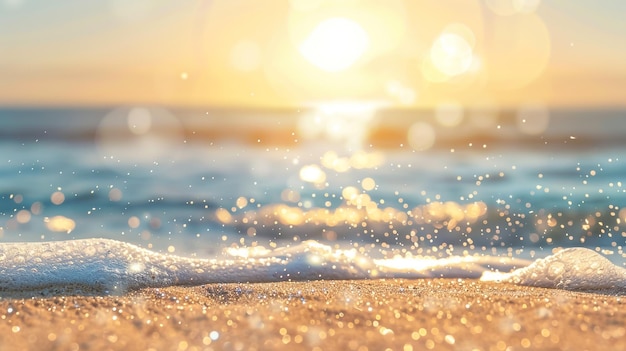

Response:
(299, 17), (369, 72)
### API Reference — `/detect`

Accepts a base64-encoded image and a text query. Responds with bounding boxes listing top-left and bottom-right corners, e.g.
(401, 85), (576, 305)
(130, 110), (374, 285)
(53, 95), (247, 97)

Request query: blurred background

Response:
(1, 0), (625, 260)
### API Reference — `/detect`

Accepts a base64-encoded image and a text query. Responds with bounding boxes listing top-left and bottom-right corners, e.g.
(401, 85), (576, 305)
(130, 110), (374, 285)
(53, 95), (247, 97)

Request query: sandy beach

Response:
(0, 279), (624, 351)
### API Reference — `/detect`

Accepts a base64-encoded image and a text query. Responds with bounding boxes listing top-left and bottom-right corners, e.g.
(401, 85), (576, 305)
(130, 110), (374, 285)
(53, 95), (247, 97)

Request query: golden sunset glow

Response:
(0, 0), (624, 108)
(3, 5), (626, 351)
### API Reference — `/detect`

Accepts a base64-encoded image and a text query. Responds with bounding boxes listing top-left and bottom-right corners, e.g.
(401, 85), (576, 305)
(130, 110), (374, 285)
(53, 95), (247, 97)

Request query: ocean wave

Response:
(1, 239), (623, 297)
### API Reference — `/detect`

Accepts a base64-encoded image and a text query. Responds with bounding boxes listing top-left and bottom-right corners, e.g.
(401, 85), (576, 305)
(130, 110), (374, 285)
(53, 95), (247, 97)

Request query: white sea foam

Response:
(0, 239), (374, 295)
(0, 239), (624, 296)
(481, 247), (626, 291)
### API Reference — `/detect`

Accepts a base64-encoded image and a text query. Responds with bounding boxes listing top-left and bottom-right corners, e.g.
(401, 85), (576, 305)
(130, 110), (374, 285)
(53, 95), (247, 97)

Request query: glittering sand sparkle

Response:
(1, 279), (625, 350)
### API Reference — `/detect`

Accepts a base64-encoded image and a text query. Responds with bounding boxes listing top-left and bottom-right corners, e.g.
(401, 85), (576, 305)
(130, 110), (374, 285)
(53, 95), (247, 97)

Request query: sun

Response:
(298, 17), (370, 72)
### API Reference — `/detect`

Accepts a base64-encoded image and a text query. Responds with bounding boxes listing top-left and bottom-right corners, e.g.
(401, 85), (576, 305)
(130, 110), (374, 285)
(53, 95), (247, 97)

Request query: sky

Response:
(0, 0), (625, 108)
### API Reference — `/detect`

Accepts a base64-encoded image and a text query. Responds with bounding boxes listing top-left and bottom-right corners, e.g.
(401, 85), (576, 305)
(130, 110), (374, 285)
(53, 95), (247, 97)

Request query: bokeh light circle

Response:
(429, 33), (473, 77)
(407, 122), (436, 151)
(96, 106), (184, 165)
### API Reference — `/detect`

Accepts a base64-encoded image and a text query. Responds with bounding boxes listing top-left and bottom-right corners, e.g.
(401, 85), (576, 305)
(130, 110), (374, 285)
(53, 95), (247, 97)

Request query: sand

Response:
(0, 279), (625, 351)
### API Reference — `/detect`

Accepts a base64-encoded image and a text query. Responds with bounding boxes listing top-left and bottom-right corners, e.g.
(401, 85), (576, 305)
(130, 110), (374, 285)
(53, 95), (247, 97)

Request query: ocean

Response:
(1, 106), (626, 292)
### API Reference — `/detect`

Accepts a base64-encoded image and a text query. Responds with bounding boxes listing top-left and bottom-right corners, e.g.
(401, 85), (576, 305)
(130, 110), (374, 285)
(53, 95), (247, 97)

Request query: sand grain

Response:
(1, 279), (624, 350)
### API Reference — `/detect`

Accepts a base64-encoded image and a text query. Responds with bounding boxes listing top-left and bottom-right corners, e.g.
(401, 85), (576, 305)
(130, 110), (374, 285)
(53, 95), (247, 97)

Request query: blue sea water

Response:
(1, 107), (626, 264)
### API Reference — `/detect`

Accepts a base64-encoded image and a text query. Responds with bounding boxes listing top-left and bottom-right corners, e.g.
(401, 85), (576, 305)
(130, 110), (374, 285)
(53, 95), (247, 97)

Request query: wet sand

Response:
(1, 279), (625, 351)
